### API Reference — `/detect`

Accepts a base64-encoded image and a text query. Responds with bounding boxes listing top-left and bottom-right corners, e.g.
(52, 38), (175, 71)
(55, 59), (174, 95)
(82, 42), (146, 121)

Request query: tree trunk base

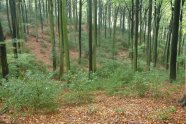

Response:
(179, 95), (186, 107)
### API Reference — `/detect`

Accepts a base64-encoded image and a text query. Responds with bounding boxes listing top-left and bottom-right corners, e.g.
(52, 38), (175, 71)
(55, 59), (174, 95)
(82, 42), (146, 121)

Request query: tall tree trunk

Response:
(34, 0), (39, 41)
(166, 17), (173, 69)
(143, 8), (148, 45)
(112, 7), (119, 60)
(46, 0), (49, 19)
(62, 0), (70, 71)
(134, 0), (139, 71)
(88, 0), (93, 76)
(9, 0), (18, 58)
(179, 24), (186, 107)
(177, 0), (185, 68)
(104, 5), (107, 38)
(22, 0), (29, 35)
(128, 10), (131, 46)
(59, 0), (64, 77)
(147, 0), (152, 71)
(108, 0), (112, 37)
(48, 0), (57, 71)
(78, 0), (82, 64)
(122, 8), (125, 33)
(6, 0), (12, 34)
(98, 0), (102, 46)
(169, 0), (181, 81)
(0, 21), (9, 79)
(68, 0), (72, 20)
(23, 0), (29, 35)
(39, 0), (44, 32)
(153, 0), (162, 67)
(75, 0), (78, 31)
(130, 0), (134, 62)
(93, 0), (97, 72)
(139, 0), (143, 44)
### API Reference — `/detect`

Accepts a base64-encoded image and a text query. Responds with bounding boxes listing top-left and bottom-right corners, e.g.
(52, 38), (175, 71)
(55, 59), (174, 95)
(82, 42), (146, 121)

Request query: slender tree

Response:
(6, 0), (12, 34)
(38, 0), (43, 32)
(79, 0), (82, 64)
(131, 0), (134, 61)
(112, 6), (119, 60)
(59, 0), (64, 77)
(179, 31), (186, 107)
(88, 0), (93, 76)
(108, 0), (112, 37)
(34, 0), (39, 41)
(165, 12), (173, 69)
(48, 0), (57, 71)
(177, 0), (185, 68)
(93, 0), (97, 72)
(62, 0), (70, 71)
(9, 0), (18, 58)
(139, 0), (142, 44)
(104, 4), (107, 38)
(134, 0), (139, 71)
(153, 0), (163, 67)
(147, 0), (152, 71)
(0, 20), (9, 79)
(143, 8), (148, 44)
(98, 0), (102, 46)
(122, 8), (126, 33)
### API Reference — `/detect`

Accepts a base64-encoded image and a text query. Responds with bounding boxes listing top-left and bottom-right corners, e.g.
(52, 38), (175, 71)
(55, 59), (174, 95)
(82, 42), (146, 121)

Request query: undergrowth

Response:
(0, 76), (62, 114)
(0, 52), (184, 117)
(63, 58), (176, 99)
(0, 53), (63, 116)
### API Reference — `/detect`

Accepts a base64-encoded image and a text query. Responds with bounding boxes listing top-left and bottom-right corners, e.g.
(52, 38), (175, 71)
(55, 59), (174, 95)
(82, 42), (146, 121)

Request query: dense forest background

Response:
(0, 0), (186, 123)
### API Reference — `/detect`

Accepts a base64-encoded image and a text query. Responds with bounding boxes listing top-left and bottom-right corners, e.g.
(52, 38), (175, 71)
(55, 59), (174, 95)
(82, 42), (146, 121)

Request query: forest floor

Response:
(1, 90), (185, 123)
(0, 30), (186, 124)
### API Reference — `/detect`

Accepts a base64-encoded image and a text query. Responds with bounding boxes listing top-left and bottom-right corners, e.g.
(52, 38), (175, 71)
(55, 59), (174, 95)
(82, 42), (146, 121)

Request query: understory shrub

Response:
(97, 61), (168, 98)
(0, 70), (63, 114)
(8, 53), (47, 78)
(61, 58), (169, 98)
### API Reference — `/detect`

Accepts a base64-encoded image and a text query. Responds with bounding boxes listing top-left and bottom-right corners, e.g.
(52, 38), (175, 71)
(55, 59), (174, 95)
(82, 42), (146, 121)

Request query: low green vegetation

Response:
(0, 51), (184, 116)
(0, 54), (63, 115)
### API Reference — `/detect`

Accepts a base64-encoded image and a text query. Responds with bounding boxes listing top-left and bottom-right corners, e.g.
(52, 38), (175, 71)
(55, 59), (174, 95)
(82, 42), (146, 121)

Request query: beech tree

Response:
(169, 0), (181, 81)
(57, 0), (70, 77)
(48, 0), (57, 71)
(147, 0), (152, 71)
(112, 6), (119, 60)
(62, 0), (70, 71)
(134, 0), (139, 71)
(79, 0), (83, 64)
(59, 0), (65, 77)
(9, 0), (18, 58)
(93, 0), (97, 72)
(88, 0), (93, 76)
(0, 20), (9, 79)
(153, 0), (163, 67)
